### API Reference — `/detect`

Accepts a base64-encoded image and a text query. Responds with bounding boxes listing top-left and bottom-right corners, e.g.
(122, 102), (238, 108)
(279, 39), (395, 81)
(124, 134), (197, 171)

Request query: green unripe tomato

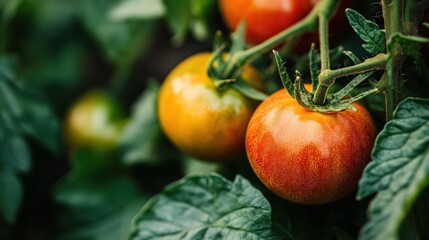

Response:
(65, 90), (127, 151)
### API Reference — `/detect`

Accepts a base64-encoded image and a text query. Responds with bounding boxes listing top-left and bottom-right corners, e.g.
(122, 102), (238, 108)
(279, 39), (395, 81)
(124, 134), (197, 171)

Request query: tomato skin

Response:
(65, 90), (126, 151)
(245, 88), (376, 204)
(158, 52), (264, 162)
(220, 0), (313, 44)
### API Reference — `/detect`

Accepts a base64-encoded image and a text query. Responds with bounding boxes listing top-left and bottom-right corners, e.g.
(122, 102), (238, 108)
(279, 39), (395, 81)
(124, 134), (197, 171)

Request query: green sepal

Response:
(206, 23), (267, 101)
(230, 21), (247, 55)
(231, 79), (268, 101)
(294, 72), (379, 113)
(273, 50), (294, 98)
(213, 78), (236, 91)
(343, 50), (362, 64)
(294, 72), (314, 108)
(328, 71), (374, 103)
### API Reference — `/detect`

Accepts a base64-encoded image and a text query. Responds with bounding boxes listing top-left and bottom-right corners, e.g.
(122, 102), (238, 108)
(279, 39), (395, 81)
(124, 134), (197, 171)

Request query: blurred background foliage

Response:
(1, 0), (426, 239)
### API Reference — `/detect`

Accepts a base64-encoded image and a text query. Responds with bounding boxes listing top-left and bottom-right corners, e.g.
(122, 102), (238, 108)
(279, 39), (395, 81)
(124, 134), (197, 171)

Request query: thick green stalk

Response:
(379, 73), (395, 120)
(312, 12), (331, 105)
(381, 0), (403, 120)
(324, 54), (388, 80)
(313, 53), (388, 105)
(318, 14), (331, 72)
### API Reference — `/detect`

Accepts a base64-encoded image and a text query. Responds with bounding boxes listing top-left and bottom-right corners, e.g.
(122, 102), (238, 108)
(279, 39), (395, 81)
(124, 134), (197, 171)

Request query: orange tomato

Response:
(158, 52), (264, 162)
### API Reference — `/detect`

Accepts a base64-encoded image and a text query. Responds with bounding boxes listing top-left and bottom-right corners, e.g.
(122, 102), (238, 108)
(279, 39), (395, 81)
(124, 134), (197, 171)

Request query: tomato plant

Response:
(245, 87), (376, 204)
(2, 0), (429, 240)
(158, 52), (264, 162)
(65, 90), (127, 151)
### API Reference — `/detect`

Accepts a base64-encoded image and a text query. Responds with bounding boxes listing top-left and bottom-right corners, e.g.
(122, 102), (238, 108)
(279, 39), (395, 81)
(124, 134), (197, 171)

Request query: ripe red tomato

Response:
(220, 0), (313, 44)
(245, 87), (376, 204)
(65, 90), (127, 151)
(220, 0), (349, 50)
(158, 52), (265, 162)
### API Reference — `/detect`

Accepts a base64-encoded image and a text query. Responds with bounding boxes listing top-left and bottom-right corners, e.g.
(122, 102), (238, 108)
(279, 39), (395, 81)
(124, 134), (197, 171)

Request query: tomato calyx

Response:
(274, 49), (380, 113)
(207, 25), (268, 101)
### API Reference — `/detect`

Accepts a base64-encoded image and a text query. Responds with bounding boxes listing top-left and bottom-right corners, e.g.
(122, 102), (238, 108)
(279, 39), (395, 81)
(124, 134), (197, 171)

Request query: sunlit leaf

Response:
(119, 81), (179, 165)
(130, 174), (281, 240)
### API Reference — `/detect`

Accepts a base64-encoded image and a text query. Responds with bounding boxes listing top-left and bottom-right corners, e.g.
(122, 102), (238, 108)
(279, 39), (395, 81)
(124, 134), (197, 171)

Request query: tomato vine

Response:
(210, 0), (429, 119)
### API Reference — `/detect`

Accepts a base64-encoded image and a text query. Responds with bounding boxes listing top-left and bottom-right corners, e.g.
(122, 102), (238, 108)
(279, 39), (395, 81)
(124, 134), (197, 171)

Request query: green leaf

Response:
(357, 98), (429, 240)
(120, 81), (179, 165)
(22, 42), (85, 91)
(0, 70), (60, 153)
(162, 0), (216, 45)
(76, 0), (156, 63)
(109, 0), (165, 21)
(0, 57), (60, 223)
(0, 168), (22, 223)
(0, 129), (31, 173)
(59, 197), (146, 240)
(54, 175), (141, 215)
(130, 174), (281, 240)
(346, 9), (386, 56)
(54, 173), (148, 240)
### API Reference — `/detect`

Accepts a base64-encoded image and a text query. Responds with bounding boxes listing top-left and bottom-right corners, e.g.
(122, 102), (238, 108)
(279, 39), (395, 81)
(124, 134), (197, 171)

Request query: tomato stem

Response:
(378, 73), (395, 120)
(318, 14), (330, 72)
(381, 0), (403, 120)
(224, 17), (315, 77)
(312, 11), (331, 105)
(313, 53), (388, 105)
